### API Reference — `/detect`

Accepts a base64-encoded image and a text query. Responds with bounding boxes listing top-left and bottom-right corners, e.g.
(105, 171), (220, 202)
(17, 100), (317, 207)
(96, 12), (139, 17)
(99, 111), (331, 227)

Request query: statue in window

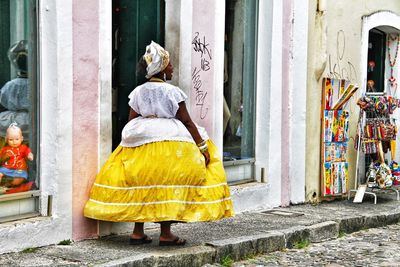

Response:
(0, 40), (30, 142)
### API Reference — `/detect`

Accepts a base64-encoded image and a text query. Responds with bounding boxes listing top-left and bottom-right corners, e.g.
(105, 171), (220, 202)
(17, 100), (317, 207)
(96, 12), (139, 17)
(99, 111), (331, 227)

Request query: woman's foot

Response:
(159, 221), (186, 246)
(129, 223), (152, 245)
(129, 233), (152, 245)
(159, 234), (186, 246)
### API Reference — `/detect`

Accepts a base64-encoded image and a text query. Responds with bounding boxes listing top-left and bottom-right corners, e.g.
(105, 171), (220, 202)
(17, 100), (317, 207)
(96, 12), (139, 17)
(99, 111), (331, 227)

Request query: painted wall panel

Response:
(72, 0), (99, 240)
(190, 0), (216, 138)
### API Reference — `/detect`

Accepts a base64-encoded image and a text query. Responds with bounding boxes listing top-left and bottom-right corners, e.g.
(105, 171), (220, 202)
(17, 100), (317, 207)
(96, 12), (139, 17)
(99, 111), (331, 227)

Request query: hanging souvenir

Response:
(390, 161), (400, 185)
(388, 33), (399, 92)
(368, 60), (375, 72)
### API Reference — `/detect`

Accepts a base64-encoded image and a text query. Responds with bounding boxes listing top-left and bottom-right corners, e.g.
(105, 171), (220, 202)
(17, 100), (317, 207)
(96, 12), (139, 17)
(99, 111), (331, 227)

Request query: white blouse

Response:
(120, 82), (208, 147)
(128, 82), (187, 118)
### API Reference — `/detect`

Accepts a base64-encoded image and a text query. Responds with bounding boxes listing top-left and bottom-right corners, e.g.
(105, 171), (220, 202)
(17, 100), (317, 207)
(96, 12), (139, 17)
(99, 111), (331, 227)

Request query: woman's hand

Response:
(202, 150), (210, 166)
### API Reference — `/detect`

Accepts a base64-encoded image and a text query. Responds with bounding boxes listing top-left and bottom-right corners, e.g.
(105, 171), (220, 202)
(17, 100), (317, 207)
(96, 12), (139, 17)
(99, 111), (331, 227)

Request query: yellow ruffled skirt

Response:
(84, 140), (234, 222)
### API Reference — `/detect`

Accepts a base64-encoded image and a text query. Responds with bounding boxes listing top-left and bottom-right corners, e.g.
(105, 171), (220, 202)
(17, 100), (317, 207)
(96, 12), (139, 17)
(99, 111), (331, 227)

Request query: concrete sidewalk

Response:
(1, 191), (400, 267)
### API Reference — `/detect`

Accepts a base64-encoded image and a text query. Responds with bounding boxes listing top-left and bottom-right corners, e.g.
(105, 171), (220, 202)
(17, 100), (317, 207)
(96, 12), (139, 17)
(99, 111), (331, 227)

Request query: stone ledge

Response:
(280, 226), (310, 249)
(206, 231), (285, 262)
(307, 221), (339, 243)
(337, 212), (400, 234)
(96, 246), (216, 267)
(94, 212), (400, 267)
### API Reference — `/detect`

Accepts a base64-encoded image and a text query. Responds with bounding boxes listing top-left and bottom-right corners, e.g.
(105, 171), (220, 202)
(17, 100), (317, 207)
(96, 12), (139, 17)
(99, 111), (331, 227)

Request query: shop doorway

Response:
(112, 0), (164, 149)
(363, 26), (400, 178)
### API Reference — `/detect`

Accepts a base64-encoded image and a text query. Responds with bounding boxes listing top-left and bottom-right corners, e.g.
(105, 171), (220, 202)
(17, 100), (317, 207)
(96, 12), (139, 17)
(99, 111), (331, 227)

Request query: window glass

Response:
(223, 0), (257, 162)
(367, 29), (387, 92)
(0, 0), (38, 202)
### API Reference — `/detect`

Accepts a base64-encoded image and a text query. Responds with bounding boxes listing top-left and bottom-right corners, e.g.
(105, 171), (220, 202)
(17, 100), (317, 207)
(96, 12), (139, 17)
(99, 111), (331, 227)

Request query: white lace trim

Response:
(120, 116), (209, 148)
(120, 137), (195, 148)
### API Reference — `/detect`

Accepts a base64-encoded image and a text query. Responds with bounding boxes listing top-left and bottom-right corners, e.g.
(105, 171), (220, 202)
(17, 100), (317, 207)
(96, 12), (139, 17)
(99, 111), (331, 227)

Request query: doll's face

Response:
(6, 127), (23, 148)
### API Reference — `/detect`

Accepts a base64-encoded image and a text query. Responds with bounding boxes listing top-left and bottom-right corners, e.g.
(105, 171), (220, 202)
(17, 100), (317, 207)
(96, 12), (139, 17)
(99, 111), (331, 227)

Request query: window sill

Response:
(223, 158), (255, 166)
(0, 212), (41, 224)
(0, 190), (40, 202)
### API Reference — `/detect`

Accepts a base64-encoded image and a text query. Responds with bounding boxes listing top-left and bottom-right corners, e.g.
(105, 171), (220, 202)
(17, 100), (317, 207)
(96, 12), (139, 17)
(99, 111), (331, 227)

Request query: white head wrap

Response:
(143, 41), (170, 79)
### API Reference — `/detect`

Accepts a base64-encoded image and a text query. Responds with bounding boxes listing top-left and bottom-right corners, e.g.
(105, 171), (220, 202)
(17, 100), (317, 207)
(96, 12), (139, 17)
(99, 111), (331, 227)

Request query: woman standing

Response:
(84, 41), (233, 246)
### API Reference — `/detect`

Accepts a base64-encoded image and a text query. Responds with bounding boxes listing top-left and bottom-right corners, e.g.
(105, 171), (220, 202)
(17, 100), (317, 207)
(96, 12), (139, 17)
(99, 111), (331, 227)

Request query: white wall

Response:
(289, 0), (308, 204)
(98, 0), (112, 170)
(97, 0), (113, 238)
(255, 0), (283, 207)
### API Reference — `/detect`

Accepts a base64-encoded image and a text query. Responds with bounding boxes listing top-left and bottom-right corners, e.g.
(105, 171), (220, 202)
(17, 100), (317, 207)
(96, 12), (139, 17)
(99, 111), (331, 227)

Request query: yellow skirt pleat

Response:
(84, 140), (234, 222)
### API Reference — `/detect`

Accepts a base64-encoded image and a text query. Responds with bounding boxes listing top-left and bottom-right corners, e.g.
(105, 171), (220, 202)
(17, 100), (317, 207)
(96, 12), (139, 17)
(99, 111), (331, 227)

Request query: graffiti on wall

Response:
(326, 30), (358, 82)
(192, 32), (212, 119)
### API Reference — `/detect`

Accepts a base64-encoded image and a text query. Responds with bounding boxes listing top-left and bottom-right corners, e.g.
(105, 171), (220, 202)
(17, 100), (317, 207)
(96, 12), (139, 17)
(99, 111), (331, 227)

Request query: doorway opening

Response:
(112, 0), (165, 149)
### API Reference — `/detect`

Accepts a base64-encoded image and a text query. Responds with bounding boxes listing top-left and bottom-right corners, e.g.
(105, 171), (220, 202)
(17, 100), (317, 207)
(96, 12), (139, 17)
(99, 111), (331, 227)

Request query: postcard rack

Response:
(320, 78), (358, 197)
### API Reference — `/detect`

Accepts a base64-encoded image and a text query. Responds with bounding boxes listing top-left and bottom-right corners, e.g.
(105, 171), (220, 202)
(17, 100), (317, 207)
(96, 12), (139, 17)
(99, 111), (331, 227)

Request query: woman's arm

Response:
(128, 108), (140, 121)
(175, 102), (210, 165)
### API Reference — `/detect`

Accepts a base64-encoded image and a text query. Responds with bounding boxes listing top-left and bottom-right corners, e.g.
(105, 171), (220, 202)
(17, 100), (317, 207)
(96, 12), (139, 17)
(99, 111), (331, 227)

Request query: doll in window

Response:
(367, 79), (376, 92)
(0, 123), (33, 192)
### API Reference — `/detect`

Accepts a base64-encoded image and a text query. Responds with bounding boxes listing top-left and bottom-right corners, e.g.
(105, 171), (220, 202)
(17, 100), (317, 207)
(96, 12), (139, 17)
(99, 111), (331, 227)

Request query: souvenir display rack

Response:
(348, 92), (400, 204)
(320, 78), (358, 197)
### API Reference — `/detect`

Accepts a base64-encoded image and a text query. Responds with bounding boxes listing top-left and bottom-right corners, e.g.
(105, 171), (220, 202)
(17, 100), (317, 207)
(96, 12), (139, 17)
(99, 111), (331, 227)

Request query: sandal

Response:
(129, 234), (152, 245)
(159, 236), (186, 246)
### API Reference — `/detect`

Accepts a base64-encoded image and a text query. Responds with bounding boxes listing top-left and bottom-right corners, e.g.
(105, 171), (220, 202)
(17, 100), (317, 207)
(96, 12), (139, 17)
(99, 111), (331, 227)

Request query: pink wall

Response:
(281, 0), (293, 206)
(190, 0), (216, 137)
(72, 0), (99, 240)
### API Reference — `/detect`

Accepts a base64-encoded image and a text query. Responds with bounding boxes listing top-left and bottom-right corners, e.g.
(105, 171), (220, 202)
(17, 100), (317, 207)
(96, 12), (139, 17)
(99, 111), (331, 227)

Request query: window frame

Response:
(223, 0), (259, 184)
(0, 0), (40, 222)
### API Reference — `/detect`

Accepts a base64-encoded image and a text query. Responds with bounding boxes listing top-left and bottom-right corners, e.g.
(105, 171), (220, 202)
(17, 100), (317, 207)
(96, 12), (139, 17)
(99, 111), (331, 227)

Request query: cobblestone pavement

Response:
(205, 223), (400, 267)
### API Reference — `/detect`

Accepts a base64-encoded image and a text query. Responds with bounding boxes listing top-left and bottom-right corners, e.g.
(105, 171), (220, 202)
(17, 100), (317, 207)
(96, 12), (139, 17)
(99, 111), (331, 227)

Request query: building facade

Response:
(0, 0), (399, 254)
(0, 0), (308, 253)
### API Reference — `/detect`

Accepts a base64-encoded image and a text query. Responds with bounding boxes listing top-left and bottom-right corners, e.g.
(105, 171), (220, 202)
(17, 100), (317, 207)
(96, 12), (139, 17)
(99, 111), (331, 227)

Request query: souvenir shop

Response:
(321, 25), (400, 204)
